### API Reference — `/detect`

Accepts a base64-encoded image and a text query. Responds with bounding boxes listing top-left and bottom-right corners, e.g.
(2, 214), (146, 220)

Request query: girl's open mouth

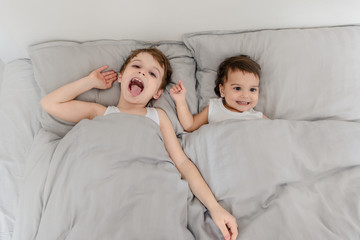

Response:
(128, 78), (144, 97)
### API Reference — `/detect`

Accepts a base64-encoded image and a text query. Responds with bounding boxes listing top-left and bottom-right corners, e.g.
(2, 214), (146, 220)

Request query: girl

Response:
(170, 54), (267, 132)
(41, 47), (238, 240)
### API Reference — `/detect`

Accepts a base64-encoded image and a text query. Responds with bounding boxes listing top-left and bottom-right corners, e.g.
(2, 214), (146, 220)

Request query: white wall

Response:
(1, 0), (360, 63)
(0, 58), (4, 86)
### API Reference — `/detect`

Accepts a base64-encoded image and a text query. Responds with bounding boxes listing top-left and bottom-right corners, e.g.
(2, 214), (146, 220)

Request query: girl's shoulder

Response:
(208, 98), (222, 104)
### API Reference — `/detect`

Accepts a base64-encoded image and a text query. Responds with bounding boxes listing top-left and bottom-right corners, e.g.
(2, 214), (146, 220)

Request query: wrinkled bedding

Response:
(3, 25), (360, 239)
(12, 113), (196, 240)
(10, 115), (360, 240)
(182, 119), (360, 239)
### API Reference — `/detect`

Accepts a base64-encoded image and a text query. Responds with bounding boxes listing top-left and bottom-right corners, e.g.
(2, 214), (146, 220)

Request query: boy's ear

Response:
(118, 73), (122, 83)
(152, 89), (163, 100)
(219, 84), (225, 98)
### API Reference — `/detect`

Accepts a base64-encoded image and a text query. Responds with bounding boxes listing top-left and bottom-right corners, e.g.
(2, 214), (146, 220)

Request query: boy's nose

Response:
(138, 71), (145, 76)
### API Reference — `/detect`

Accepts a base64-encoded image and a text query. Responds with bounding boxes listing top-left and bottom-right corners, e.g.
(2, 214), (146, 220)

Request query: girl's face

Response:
(118, 52), (164, 104)
(219, 70), (260, 113)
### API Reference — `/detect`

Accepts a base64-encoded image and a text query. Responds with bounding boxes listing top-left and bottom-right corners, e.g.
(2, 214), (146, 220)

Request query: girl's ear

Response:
(152, 89), (163, 100)
(219, 84), (225, 98)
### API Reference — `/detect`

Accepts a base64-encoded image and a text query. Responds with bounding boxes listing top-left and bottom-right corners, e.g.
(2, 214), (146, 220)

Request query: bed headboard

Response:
(1, 0), (360, 63)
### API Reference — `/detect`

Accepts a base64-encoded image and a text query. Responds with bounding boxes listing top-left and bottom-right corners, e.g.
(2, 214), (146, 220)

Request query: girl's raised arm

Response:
(170, 81), (208, 132)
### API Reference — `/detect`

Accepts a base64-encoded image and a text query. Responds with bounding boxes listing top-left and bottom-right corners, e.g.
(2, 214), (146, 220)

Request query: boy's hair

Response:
(214, 55), (261, 97)
(120, 47), (172, 90)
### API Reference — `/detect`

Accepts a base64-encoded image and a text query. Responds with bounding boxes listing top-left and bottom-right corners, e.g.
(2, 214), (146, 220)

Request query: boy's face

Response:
(118, 52), (164, 104)
(219, 69), (259, 113)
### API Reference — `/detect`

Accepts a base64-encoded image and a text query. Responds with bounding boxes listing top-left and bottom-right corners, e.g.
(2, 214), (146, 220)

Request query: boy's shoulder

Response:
(154, 108), (168, 123)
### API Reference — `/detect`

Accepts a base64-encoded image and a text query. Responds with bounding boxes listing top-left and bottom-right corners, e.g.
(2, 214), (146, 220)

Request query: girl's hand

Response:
(209, 205), (238, 240)
(170, 80), (187, 103)
(89, 66), (118, 89)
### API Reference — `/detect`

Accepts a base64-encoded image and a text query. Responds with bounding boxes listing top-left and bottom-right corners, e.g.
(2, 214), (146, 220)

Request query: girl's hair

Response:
(120, 47), (172, 90)
(214, 55), (261, 97)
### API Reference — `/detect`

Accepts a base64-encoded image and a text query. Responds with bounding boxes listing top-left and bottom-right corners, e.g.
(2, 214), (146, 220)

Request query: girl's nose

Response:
(240, 91), (249, 98)
(139, 71), (145, 76)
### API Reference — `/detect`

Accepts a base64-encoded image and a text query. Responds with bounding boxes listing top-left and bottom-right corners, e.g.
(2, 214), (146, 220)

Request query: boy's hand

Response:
(170, 80), (187, 103)
(89, 66), (118, 89)
(209, 205), (238, 240)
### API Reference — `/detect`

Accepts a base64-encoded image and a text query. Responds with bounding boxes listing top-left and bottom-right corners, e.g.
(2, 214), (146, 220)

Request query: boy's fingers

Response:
(103, 71), (116, 76)
(98, 65), (109, 72)
(227, 222), (238, 240)
(104, 73), (117, 79)
(218, 223), (231, 240)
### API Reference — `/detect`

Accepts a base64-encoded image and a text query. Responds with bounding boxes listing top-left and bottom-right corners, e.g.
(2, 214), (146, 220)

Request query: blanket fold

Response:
(13, 113), (195, 240)
(183, 119), (360, 239)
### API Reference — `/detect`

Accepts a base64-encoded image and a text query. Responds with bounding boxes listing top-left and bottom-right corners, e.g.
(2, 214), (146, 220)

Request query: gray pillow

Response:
(29, 40), (198, 136)
(183, 25), (360, 121)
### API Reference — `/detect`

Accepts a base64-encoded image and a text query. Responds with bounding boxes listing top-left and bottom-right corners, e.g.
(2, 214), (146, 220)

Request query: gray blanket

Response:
(12, 116), (360, 239)
(182, 119), (360, 239)
(13, 114), (196, 240)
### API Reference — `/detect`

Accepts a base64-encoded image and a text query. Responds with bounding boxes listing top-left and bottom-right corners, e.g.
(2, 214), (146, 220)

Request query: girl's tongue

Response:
(129, 79), (144, 97)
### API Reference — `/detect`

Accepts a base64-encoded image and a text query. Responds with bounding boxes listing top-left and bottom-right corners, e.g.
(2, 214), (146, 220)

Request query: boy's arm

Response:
(157, 109), (238, 240)
(40, 66), (117, 123)
(170, 81), (208, 132)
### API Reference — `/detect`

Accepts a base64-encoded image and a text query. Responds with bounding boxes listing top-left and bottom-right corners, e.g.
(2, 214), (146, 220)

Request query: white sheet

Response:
(0, 59), (41, 240)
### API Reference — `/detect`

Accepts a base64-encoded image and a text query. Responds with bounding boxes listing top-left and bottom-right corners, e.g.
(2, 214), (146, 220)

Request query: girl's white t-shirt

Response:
(208, 98), (263, 123)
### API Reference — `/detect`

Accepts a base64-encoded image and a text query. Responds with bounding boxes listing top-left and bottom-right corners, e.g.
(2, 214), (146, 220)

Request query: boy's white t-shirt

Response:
(104, 106), (160, 126)
(208, 98), (263, 123)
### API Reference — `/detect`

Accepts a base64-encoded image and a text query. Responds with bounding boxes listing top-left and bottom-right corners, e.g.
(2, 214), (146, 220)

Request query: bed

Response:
(1, 25), (360, 239)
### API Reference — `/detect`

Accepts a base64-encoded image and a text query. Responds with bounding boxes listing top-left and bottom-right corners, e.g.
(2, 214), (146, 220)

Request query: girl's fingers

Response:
(170, 86), (180, 93)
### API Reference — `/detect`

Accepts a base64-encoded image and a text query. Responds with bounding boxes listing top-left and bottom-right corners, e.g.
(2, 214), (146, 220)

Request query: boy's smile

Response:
(129, 77), (144, 97)
(119, 52), (164, 103)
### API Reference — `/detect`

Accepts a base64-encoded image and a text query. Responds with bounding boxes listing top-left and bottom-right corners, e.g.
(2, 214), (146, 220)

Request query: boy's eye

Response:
(234, 87), (241, 91)
(250, 88), (258, 92)
(132, 64), (140, 68)
(150, 72), (157, 78)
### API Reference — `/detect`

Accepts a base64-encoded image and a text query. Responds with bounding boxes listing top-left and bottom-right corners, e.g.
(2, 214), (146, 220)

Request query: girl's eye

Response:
(132, 64), (140, 68)
(250, 88), (258, 92)
(150, 72), (157, 78)
(234, 87), (241, 91)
